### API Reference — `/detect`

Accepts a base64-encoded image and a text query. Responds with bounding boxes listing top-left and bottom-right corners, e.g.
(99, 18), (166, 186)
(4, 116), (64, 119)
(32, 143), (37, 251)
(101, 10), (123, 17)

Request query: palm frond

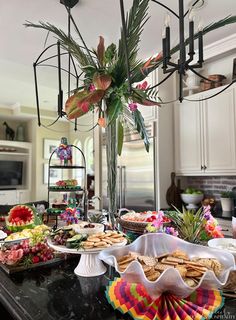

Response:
(24, 21), (97, 68)
(113, 0), (150, 86)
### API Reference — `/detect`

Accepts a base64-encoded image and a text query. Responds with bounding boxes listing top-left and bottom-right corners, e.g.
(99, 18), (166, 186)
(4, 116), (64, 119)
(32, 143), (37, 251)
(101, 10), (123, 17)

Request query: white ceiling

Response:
(0, 0), (235, 112)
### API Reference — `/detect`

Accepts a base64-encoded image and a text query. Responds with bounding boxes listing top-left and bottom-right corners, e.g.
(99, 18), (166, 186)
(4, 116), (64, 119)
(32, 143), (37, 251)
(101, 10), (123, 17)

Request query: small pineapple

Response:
(165, 206), (205, 243)
(88, 213), (105, 224)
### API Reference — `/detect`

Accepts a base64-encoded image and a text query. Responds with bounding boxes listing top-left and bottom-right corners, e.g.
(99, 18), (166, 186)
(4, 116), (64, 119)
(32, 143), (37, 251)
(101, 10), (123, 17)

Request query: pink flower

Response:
(88, 84), (96, 92)
(128, 102), (138, 112)
(136, 81), (148, 90)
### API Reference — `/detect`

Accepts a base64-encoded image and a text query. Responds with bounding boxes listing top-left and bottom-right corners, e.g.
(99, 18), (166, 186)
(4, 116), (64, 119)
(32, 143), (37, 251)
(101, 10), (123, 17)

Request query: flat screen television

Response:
(0, 160), (23, 188)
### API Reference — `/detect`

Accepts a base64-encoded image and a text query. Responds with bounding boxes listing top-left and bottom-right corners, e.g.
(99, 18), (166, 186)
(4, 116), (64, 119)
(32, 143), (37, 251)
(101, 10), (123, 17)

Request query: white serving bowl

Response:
(181, 193), (204, 209)
(99, 233), (235, 299)
(208, 238), (236, 257)
(72, 222), (104, 235)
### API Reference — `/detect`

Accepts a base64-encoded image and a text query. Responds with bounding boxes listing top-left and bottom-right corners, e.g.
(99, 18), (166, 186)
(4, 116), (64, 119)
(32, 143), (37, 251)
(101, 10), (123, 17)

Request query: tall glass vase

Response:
(105, 120), (117, 228)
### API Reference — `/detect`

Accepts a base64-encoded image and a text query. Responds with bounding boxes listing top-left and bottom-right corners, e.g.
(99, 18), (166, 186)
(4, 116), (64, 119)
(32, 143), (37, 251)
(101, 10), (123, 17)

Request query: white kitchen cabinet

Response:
(175, 84), (236, 175)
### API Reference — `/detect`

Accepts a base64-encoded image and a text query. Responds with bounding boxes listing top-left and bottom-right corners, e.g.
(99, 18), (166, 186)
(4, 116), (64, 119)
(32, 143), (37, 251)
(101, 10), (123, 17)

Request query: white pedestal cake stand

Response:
(47, 238), (126, 277)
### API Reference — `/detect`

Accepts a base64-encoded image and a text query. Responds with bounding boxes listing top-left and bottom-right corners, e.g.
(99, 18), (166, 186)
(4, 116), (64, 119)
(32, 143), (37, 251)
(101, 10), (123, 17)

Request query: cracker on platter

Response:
(117, 248), (224, 286)
(81, 230), (126, 249)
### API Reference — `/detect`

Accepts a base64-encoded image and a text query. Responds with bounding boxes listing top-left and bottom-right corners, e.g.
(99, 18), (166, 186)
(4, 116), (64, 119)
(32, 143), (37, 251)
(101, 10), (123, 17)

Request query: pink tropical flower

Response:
(136, 81), (148, 90)
(88, 84), (96, 92)
(128, 102), (138, 111)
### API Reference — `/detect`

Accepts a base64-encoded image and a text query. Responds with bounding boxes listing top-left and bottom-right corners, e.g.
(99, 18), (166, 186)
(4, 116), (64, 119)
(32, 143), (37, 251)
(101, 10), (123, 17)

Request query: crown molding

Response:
(203, 33), (236, 61)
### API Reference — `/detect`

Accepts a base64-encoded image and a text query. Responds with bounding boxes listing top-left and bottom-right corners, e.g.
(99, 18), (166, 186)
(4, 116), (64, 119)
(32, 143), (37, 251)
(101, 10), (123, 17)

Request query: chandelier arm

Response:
(64, 5), (97, 69)
(156, 98), (179, 105)
(167, 61), (178, 68)
(119, 0), (132, 94)
(63, 115), (98, 132)
(183, 81), (236, 102)
(74, 118), (77, 131)
(35, 43), (57, 64)
(146, 69), (176, 91)
(184, 0), (202, 17)
(188, 66), (223, 84)
(36, 51), (68, 65)
(38, 116), (62, 129)
(164, 67), (178, 74)
(37, 64), (79, 79)
(151, 0), (179, 18)
(68, 6), (71, 99)
(57, 41), (63, 118)
(33, 63), (41, 127)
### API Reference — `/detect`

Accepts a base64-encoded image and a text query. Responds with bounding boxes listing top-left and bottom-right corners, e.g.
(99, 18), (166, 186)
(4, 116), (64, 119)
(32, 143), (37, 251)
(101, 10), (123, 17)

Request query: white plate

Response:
(0, 230), (7, 240)
(71, 222), (104, 235)
(4, 237), (29, 245)
(208, 238), (236, 257)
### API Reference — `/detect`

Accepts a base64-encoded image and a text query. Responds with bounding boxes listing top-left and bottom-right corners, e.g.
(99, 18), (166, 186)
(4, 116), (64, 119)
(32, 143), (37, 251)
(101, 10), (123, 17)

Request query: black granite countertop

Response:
(0, 257), (235, 320)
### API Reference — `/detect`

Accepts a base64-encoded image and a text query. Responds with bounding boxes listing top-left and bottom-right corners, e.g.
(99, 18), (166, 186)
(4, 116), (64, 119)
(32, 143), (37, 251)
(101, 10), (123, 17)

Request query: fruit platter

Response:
(0, 205), (68, 273)
(47, 225), (127, 277)
(0, 224), (60, 273)
(117, 210), (171, 234)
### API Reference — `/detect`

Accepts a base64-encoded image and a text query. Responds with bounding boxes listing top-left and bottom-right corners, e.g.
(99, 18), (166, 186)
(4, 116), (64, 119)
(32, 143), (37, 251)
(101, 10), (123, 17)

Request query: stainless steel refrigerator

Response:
(102, 123), (157, 211)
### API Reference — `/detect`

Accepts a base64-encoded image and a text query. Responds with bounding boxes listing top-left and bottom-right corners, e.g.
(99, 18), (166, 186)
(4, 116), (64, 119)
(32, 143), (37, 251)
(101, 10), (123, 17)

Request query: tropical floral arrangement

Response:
(145, 206), (223, 243)
(25, 0), (236, 225)
(25, 0), (236, 154)
(60, 206), (80, 225)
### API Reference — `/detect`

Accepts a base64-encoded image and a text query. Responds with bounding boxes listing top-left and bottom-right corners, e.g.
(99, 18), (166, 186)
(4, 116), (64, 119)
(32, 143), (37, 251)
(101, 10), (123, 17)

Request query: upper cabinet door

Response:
(174, 95), (203, 174)
(203, 85), (236, 173)
(137, 70), (158, 123)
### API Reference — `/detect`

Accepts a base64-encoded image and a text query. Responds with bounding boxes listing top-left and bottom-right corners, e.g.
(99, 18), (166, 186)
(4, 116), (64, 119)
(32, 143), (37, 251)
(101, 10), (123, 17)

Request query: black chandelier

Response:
(120, 0), (236, 104)
(32, 0), (236, 129)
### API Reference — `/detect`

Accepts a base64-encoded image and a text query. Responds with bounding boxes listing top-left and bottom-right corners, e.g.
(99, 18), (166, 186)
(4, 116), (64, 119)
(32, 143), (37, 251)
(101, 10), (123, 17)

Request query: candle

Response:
(198, 22), (204, 63)
(166, 26), (170, 59)
(189, 10), (195, 56)
(164, 13), (170, 27)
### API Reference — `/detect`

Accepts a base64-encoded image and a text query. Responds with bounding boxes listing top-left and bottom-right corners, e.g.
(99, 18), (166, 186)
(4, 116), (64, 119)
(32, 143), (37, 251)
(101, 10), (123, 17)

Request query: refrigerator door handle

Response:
(122, 166), (126, 208)
(117, 166), (122, 209)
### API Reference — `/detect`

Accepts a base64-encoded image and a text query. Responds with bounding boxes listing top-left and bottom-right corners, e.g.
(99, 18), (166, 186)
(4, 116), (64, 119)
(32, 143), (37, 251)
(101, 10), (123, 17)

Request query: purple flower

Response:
(128, 102), (138, 112)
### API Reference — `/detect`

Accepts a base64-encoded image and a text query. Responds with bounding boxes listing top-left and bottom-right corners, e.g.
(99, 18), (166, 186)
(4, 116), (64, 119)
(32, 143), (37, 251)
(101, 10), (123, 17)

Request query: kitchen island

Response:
(0, 257), (235, 320)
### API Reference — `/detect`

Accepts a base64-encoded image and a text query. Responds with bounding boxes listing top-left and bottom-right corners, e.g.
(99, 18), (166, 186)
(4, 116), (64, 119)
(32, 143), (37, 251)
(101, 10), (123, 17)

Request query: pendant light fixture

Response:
(33, 0), (81, 129)
(119, 0), (236, 104)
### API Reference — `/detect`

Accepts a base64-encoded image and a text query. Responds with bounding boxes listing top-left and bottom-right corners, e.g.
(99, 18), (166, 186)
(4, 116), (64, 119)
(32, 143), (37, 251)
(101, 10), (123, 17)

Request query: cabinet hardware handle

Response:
(204, 165), (207, 170)
(201, 165), (204, 170)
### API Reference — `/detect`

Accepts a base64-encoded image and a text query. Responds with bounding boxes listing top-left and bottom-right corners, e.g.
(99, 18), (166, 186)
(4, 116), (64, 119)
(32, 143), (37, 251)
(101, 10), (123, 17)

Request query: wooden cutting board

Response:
(166, 172), (182, 209)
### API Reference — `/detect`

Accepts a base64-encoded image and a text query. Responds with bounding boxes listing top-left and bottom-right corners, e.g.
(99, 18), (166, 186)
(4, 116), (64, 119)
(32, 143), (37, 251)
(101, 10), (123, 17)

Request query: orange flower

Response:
(98, 117), (106, 128)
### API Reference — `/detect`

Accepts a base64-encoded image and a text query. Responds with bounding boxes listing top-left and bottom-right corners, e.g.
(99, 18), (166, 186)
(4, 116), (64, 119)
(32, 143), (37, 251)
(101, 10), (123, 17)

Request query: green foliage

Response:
(133, 109), (150, 152)
(88, 214), (104, 224)
(165, 206), (205, 243)
(117, 120), (124, 156)
(221, 191), (234, 198)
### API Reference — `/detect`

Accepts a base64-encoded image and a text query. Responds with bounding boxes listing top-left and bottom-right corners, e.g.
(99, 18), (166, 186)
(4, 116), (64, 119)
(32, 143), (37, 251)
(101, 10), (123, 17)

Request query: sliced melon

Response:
(6, 205), (41, 232)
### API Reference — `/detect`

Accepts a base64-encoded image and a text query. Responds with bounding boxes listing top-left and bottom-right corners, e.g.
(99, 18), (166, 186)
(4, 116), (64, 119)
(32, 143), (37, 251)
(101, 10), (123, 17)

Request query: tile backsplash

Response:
(179, 176), (236, 200)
